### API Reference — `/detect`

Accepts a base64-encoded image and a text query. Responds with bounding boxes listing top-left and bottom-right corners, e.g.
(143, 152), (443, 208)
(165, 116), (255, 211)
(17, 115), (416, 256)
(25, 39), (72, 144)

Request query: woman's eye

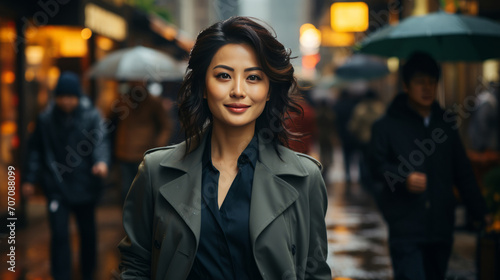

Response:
(216, 73), (231, 79)
(248, 75), (261, 81)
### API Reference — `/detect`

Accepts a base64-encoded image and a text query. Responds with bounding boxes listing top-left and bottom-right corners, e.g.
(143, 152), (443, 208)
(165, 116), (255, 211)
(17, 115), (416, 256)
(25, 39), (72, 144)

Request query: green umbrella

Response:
(336, 54), (389, 81)
(357, 11), (500, 61)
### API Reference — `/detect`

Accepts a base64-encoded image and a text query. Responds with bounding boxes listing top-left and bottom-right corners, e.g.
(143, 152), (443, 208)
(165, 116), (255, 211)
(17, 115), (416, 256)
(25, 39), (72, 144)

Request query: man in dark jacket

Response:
(369, 52), (490, 280)
(22, 72), (110, 280)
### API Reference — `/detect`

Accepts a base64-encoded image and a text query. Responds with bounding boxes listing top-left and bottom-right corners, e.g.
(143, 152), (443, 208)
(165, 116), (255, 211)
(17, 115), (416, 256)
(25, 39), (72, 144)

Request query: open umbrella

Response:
(335, 54), (389, 81)
(357, 11), (500, 61)
(88, 46), (185, 81)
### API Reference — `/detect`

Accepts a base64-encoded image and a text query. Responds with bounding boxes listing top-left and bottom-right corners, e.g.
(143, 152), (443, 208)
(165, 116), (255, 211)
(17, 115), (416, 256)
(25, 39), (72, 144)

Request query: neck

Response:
(407, 99), (431, 118)
(210, 122), (255, 162)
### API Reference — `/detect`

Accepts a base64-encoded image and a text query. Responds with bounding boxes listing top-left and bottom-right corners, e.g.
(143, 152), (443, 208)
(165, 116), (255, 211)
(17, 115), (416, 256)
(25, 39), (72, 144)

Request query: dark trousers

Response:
(48, 199), (97, 280)
(389, 241), (452, 280)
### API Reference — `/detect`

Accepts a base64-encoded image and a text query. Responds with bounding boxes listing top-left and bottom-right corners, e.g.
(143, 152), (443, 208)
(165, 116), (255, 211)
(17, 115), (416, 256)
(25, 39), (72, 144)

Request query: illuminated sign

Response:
(330, 2), (369, 32)
(85, 3), (127, 41)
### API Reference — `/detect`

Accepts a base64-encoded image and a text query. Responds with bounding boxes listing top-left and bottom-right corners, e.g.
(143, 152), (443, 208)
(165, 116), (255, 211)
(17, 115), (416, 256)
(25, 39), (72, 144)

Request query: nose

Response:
(230, 78), (246, 98)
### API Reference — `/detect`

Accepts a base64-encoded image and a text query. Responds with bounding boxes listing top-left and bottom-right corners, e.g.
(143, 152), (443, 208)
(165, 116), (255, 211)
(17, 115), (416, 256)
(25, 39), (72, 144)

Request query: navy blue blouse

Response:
(187, 134), (262, 280)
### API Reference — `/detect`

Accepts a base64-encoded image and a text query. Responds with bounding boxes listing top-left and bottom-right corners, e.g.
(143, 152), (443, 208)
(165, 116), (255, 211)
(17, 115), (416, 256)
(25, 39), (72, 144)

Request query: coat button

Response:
(291, 244), (296, 255)
(154, 240), (161, 249)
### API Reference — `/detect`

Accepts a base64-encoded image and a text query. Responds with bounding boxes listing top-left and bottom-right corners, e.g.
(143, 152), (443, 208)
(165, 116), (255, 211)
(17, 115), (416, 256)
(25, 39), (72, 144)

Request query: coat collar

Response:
(160, 131), (309, 177)
(157, 131), (308, 247)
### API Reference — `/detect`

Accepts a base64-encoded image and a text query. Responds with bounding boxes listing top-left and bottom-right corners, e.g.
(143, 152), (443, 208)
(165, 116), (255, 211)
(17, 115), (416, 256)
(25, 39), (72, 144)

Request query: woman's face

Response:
(205, 43), (270, 130)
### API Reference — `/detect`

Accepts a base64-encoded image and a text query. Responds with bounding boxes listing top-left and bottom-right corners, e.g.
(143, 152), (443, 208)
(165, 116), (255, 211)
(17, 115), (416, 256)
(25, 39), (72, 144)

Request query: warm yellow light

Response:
(483, 60), (499, 83)
(47, 67), (61, 90)
(25, 68), (36, 82)
(85, 3), (127, 41)
(468, 1), (478, 15)
(300, 28), (322, 50)
(330, 2), (369, 32)
(97, 36), (114, 51)
(300, 23), (316, 35)
(2, 71), (15, 84)
(26, 45), (45, 65)
(320, 26), (355, 47)
(81, 28), (92, 40)
(60, 34), (87, 57)
(387, 57), (400, 73)
(300, 24), (322, 55)
(0, 26), (16, 43)
(413, 0), (428, 16)
(1, 121), (17, 135)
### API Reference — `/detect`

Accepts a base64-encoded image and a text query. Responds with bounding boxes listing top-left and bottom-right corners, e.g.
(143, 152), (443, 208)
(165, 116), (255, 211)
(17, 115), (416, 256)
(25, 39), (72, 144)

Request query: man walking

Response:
(22, 71), (110, 280)
(369, 52), (490, 280)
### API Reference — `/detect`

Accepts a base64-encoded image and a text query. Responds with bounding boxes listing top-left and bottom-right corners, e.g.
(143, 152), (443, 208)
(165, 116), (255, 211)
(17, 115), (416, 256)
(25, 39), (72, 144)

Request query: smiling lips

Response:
(224, 103), (251, 113)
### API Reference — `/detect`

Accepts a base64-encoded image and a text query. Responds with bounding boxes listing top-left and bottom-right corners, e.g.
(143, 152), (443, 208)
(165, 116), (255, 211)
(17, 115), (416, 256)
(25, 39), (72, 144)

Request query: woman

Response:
(119, 16), (331, 280)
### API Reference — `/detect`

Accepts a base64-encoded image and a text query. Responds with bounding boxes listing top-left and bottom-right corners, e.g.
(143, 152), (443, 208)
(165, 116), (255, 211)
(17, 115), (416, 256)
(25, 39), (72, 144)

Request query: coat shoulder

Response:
(143, 144), (181, 163)
(295, 152), (323, 173)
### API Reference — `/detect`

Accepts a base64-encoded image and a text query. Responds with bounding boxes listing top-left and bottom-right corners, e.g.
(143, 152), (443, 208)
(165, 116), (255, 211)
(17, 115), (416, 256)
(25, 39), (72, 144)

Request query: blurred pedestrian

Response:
(333, 88), (361, 188)
(119, 16), (331, 279)
(369, 52), (491, 280)
(468, 81), (498, 152)
(348, 89), (385, 193)
(316, 99), (336, 182)
(113, 82), (171, 201)
(22, 71), (110, 280)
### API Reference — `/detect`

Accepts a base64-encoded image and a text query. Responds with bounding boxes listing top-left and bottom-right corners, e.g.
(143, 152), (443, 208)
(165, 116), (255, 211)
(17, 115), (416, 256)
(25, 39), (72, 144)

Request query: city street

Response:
(0, 148), (479, 280)
(0, 1), (498, 279)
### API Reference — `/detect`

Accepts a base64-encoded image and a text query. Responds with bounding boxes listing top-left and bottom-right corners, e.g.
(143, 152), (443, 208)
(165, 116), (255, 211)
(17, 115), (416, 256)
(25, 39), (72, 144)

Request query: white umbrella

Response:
(87, 46), (185, 81)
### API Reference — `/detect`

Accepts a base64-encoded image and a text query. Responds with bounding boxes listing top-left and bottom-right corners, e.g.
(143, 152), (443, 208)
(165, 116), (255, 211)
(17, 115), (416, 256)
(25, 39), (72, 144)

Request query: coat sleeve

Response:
(369, 120), (407, 192)
(451, 129), (489, 220)
(305, 166), (332, 279)
(90, 110), (111, 166)
(119, 156), (154, 279)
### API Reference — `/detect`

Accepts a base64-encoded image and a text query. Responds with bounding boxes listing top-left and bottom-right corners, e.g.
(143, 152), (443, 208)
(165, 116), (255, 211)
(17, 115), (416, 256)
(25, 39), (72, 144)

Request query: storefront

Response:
(0, 0), (190, 222)
(0, 0), (128, 223)
(0, 0), (23, 226)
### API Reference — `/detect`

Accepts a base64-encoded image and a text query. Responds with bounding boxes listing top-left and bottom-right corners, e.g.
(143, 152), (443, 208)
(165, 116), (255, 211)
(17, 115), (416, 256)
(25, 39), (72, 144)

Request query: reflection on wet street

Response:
(326, 193), (393, 279)
(325, 159), (393, 279)
(0, 195), (123, 280)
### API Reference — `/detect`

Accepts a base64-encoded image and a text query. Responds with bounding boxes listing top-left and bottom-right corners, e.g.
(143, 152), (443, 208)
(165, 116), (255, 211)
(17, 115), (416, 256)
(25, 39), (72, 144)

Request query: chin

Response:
(418, 98), (435, 107)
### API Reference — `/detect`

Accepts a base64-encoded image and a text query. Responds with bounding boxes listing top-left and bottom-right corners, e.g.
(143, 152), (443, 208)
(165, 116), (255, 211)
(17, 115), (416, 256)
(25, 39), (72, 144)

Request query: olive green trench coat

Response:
(119, 133), (331, 280)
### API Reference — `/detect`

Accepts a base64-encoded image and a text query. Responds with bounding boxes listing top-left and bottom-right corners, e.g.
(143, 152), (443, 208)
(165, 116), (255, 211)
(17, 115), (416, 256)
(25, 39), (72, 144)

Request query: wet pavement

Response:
(0, 148), (479, 280)
(0, 195), (123, 280)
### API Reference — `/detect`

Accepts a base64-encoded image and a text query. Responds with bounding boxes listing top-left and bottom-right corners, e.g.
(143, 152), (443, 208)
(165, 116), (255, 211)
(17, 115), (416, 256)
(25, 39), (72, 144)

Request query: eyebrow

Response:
(213, 65), (263, 72)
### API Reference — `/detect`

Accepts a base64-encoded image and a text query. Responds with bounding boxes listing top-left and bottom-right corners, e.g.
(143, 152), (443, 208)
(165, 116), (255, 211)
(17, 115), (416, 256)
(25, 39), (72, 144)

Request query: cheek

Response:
(250, 84), (270, 102)
(206, 79), (230, 98)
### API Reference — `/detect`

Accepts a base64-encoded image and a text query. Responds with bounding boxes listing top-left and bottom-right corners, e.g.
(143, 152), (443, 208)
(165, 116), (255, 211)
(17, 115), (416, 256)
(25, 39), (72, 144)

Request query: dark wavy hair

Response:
(178, 16), (302, 155)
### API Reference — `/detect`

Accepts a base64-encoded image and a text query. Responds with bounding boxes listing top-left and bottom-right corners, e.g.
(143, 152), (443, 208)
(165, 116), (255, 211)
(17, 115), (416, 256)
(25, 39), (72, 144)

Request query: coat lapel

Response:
(157, 136), (206, 245)
(155, 132), (311, 247)
(249, 135), (309, 244)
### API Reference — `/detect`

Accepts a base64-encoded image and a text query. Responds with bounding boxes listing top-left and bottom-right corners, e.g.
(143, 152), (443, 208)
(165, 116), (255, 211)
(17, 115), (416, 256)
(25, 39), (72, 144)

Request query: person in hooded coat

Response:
(22, 71), (111, 280)
(369, 52), (490, 280)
